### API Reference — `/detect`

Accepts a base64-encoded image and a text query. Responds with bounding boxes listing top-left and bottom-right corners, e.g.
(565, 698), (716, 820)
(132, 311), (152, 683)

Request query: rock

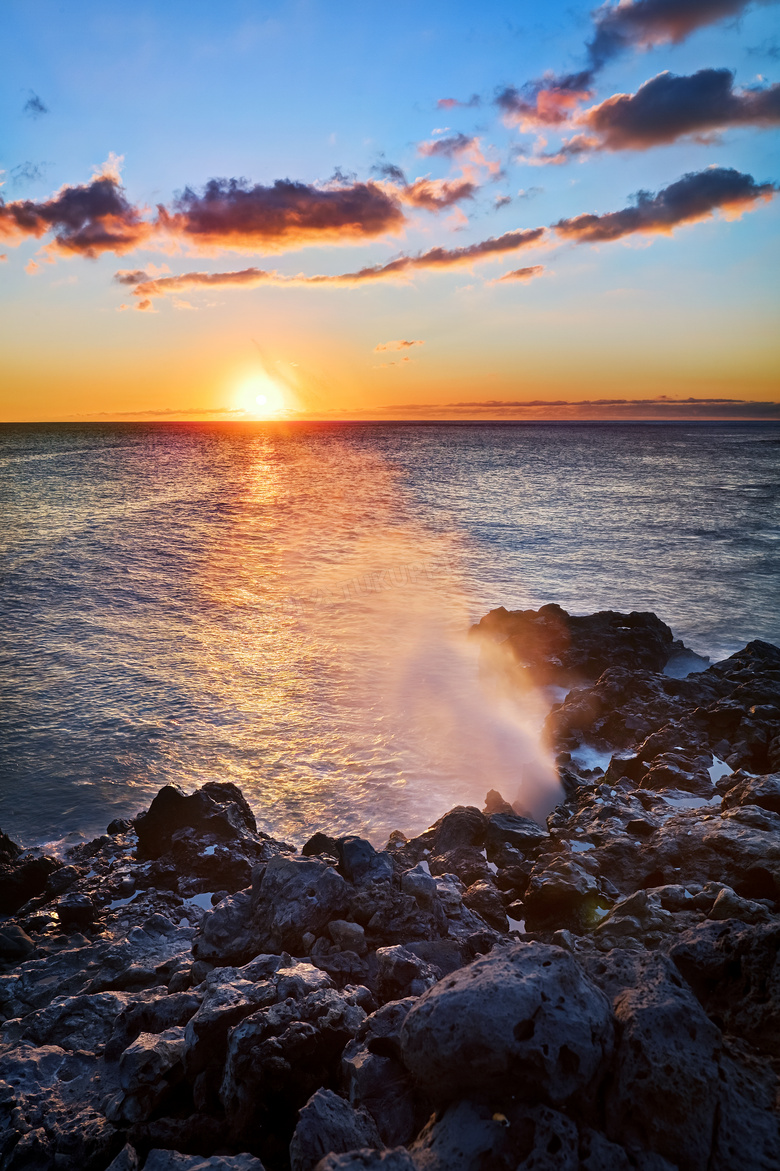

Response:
(106, 1144), (140, 1170)
(671, 919), (780, 1055)
(400, 863), (437, 910)
(289, 1089), (382, 1171)
(342, 999), (422, 1147)
(0, 847), (62, 915)
(708, 886), (768, 923)
(192, 890), (258, 966)
(56, 891), (96, 930)
(253, 856), (349, 954)
(485, 812), (549, 856)
(220, 984), (368, 1150)
(483, 789), (514, 815)
(461, 881), (508, 932)
(314, 1153), (417, 1171)
(429, 807), (487, 853)
(399, 942), (613, 1105)
(135, 782), (258, 859)
(144, 1153), (267, 1170)
(375, 946), (438, 1001)
(522, 854), (604, 931)
(328, 920), (368, 956)
(604, 954), (722, 1171)
(0, 924), (35, 964)
(721, 771), (780, 815)
(335, 838), (393, 884)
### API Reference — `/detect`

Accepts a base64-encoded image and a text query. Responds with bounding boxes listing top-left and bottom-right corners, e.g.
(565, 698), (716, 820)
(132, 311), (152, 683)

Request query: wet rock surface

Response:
(0, 605), (778, 1169)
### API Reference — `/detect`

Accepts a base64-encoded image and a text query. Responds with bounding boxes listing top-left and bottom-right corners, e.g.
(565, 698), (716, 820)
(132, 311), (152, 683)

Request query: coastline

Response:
(1, 604), (779, 1170)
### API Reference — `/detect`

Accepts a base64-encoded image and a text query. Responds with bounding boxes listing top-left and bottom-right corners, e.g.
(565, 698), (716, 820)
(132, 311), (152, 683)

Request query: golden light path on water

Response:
(158, 428), (560, 845)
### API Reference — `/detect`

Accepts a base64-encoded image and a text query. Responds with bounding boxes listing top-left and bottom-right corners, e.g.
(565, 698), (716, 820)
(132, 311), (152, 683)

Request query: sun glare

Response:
(236, 375), (286, 418)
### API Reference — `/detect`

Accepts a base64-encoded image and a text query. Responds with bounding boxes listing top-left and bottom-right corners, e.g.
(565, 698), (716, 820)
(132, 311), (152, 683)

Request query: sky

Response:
(1, 0), (779, 421)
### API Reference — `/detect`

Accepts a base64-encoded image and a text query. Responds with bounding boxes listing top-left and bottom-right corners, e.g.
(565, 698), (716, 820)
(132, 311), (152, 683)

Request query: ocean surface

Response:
(2, 421), (779, 849)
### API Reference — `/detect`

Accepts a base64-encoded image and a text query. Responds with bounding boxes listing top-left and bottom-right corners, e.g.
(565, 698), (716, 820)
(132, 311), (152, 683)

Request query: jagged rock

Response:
(671, 919), (780, 1055)
(428, 847), (489, 887)
(328, 920), (368, 956)
(374, 946), (438, 1002)
(522, 854), (604, 931)
(721, 771), (780, 814)
(461, 881), (508, 932)
(0, 845), (62, 915)
(485, 812), (549, 856)
(314, 1152), (417, 1171)
(0, 925), (35, 965)
(220, 983), (369, 1152)
(143, 1152), (267, 1169)
(399, 863), (437, 910)
(192, 890), (258, 966)
(604, 954), (722, 1170)
(289, 1089), (382, 1171)
(342, 1000), (422, 1147)
(253, 856), (349, 954)
(109, 1026), (186, 1123)
(400, 942), (613, 1105)
(135, 783), (258, 860)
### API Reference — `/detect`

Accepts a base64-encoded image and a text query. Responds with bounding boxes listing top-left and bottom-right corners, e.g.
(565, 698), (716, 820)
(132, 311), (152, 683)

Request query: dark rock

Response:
(192, 890), (257, 966)
(0, 924), (35, 964)
(134, 782), (258, 860)
(253, 856), (349, 954)
(429, 807), (487, 853)
(483, 789), (514, 815)
(399, 942), (613, 1105)
(144, 1152), (267, 1169)
(342, 1000), (422, 1147)
(721, 771), (780, 815)
(462, 881), (508, 932)
(314, 1152), (416, 1171)
(107, 818), (134, 836)
(289, 1088), (382, 1171)
(375, 945), (438, 1002)
(428, 847), (489, 887)
(0, 847), (61, 915)
(56, 891), (96, 930)
(485, 812), (549, 856)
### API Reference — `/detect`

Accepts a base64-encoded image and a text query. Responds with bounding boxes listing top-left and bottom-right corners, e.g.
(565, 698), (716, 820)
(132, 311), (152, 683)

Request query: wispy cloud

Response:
(115, 226), (546, 304)
(23, 91), (48, 119)
(374, 339), (424, 352)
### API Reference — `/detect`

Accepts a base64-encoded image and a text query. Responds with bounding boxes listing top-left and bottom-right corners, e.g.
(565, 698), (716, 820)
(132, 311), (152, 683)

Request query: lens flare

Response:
(235, 374), (286, 417)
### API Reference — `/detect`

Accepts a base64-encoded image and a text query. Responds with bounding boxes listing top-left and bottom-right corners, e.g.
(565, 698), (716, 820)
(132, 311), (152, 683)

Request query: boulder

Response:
(143, 1153), (267, 1170)
(314, 1153), (416, 1171)
(134, 782), (258, 860)
(342, 999), (422, 1146)
(399, 942), (613, 1105)
(289, 1089), (382, 1171)
(253, 856), (349, 954)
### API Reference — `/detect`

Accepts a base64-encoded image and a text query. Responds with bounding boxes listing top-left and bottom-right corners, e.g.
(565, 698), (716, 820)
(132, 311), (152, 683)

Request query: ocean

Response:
(1, 421), (778, 848)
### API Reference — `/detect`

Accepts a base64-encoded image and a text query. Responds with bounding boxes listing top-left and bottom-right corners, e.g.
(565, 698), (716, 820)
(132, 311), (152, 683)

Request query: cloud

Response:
(23, 92), (48, 118)
(495, 194), (512, 209)
(371, 159), (407, 184)
(0, 166), (153, 257)
(553, 166), (777, 242)
(400, 177), (477, 209)
(115, 226), (546, 304)
(436, 95), (481, 110)
(11, 162), (48, 186)
(497, 2), (777, 132)
(159, 177), (404, 253)
(496, 264), (545, 282)
(575, 68), (780, 152)
(374, 339), (425, 352)
(587, 0), (772, 69)
(497, 73), (595, 130)
(351, 396), (780, 420)
(418, 132), (479, 159)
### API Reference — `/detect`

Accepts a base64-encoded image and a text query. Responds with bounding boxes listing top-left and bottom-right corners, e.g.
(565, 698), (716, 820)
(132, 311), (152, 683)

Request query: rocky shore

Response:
(1, 605), (779, 1171)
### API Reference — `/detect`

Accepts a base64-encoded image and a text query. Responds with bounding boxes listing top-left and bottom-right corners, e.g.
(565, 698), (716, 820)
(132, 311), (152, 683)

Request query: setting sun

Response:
(236, 374), (287, 418)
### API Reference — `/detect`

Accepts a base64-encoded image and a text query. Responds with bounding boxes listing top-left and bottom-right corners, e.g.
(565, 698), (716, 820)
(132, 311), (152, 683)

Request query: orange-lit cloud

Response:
(496, 264), (545, 282)
(400, 178), (477, 209)
(157, 177), (406, 253)
(417, 133), (500, 180)
(374, 339), (425, 352)
(497, 74), (595, 130)
(115, 227), (546, 304)
(553, 166), (776, 242)
(0, 170), (153, 258)
(531, 69), (780, 162)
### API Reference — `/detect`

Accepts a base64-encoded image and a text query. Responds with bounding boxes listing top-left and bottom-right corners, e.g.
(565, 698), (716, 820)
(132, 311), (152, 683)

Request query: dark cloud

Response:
(160, 177), (405, 252)
(498, 1), (777, 130)
(553, 166), (777, 242)
(354, 397), (780, 420)
(587, 0), (769, 69)
(115, 226), (547, 304)
(495, 195), (512, 209)
(401, 178), (477, 209)
(23, 92), (48, 118)
(371, 159), (407, 184)
(578, 68), (780, 150)
(0, 169), (153, 257)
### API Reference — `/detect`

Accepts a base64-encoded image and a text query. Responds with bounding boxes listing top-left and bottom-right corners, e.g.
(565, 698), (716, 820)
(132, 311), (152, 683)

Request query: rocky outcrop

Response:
(0, 606), (778, 1170)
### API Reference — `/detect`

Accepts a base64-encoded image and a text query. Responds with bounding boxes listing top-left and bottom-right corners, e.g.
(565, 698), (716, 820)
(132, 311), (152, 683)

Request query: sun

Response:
(235, 374), (287, 418)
